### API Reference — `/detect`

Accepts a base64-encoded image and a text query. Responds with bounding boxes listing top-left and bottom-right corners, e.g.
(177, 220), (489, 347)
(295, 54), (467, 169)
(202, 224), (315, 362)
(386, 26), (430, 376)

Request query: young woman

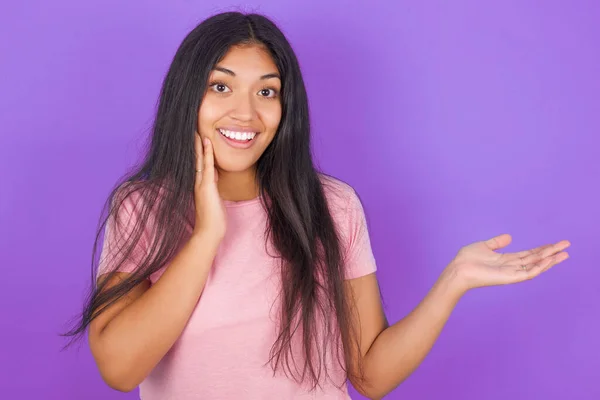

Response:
(65, 11), (570, 400)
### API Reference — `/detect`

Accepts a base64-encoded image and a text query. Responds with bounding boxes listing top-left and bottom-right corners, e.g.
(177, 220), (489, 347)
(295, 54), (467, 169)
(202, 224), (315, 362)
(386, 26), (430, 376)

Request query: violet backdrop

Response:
(0, 1), (598, 399)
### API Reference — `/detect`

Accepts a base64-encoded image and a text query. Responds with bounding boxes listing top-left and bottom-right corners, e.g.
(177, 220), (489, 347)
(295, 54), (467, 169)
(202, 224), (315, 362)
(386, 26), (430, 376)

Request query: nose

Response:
(230, 92), (257, 122)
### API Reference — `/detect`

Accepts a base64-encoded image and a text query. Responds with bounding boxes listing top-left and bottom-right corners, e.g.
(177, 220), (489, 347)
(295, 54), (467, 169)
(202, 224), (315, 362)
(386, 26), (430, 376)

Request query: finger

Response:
(503, 244), (553, 263)
(202, 138), (215, 184)
(542, 251), (570, 272)
(519, 240), (571, 266)
(520, 250), (569, 279)
(484, 233), (512, 251)
(519, 258), (553, 280)
(195, 132), (204, 181)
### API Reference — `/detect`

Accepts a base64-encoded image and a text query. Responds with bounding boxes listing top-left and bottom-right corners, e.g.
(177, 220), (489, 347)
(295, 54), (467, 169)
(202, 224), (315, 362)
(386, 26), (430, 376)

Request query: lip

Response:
(216, 128), (259, 149)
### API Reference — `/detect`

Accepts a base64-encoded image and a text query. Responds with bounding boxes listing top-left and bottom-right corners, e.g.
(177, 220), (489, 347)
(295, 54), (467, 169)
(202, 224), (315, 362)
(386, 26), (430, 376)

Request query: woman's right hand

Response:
(193, 132), (227, 241)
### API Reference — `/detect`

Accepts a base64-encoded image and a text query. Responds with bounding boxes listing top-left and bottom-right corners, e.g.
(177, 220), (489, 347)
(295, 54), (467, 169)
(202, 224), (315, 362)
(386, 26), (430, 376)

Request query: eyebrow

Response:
(213, 66), (280, 80)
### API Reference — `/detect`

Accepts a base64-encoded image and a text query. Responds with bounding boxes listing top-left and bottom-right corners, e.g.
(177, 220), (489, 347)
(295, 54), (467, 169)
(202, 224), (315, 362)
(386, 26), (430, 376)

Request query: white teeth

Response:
(218, 129), (257, 141)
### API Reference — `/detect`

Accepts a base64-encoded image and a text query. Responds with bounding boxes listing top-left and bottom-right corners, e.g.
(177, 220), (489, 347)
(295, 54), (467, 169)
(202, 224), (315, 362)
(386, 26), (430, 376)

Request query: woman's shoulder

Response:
(113, 178), (171, 206)
(110, 179), (172, 222)
(318, 173), (361, 212)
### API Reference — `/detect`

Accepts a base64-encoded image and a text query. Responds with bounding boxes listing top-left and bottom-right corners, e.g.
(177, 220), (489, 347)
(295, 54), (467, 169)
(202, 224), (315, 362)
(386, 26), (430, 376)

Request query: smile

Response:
(217, 128), (259, 149)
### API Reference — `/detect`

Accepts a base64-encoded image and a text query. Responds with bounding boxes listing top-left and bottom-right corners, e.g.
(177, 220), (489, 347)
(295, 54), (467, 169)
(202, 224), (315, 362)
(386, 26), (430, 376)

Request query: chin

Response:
(214, 157), (258, 173)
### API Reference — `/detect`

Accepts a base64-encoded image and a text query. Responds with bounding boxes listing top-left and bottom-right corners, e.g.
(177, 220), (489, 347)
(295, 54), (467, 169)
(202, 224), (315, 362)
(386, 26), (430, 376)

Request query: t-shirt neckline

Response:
(223, 196), (262, 208)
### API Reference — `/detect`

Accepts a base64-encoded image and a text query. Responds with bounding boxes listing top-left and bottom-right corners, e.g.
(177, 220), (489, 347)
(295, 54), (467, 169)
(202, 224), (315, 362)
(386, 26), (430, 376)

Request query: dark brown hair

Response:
(63, 11), (365, 392)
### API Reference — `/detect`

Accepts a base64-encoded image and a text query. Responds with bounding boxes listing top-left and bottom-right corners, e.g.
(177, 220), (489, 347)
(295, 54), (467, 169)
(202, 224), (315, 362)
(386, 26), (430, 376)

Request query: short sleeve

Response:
(96, 189), (150, 279)
(341, 190), (377, 280)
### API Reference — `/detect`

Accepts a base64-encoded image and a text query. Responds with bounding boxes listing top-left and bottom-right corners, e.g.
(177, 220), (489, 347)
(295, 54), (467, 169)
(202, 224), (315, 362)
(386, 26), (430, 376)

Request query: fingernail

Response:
(204, 138), (210, 145)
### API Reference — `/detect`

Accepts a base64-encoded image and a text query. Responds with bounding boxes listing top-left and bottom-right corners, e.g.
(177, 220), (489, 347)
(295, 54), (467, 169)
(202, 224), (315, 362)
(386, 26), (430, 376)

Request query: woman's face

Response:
(197, 44), (282, 173)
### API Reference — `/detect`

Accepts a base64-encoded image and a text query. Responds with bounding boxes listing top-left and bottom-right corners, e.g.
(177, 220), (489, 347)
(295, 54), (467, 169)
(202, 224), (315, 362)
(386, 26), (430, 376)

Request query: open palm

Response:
(450, 234), (571, 291)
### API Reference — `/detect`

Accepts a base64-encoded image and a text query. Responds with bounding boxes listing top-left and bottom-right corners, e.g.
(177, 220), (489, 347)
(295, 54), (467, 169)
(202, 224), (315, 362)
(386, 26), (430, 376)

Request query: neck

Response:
(216, 167), (260, 202)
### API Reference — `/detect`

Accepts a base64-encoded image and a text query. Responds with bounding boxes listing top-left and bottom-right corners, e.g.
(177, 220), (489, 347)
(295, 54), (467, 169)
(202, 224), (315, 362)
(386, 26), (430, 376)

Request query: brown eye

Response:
(259, 88), (277, 98)
(210, 83), (231, 93)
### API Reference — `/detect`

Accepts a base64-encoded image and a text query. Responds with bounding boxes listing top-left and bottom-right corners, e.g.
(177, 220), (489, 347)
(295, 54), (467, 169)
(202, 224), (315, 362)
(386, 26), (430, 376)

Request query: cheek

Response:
(198, 99), (225, 136)
(261, 103), (282, 132)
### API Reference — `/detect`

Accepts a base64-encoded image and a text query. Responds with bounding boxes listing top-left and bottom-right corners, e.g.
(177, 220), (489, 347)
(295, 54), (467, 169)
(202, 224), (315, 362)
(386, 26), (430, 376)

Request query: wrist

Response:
(438, 263), (470, 299)
(191, 229), (223, 247)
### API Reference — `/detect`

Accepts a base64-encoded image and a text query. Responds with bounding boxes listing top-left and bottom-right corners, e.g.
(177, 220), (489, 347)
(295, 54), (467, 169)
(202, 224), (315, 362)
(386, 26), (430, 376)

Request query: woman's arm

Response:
(347, 266), (461, 399)
(89, 231), (220, 392)
(346, 235), (569, 399)
(345, 268), (463, 399)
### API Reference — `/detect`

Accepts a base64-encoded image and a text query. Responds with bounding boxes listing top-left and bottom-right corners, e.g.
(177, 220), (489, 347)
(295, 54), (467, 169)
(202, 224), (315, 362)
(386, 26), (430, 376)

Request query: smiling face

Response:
(197, 43), (282, 174)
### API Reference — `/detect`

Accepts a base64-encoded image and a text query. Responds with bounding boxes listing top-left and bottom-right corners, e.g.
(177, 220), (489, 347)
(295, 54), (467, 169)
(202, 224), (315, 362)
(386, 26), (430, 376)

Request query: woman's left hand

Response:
(447, 234), (571, 293)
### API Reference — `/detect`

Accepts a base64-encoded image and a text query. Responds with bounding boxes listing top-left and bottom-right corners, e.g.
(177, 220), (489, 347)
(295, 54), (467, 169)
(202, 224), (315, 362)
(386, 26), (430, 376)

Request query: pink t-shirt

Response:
(97, 177), (377, 399)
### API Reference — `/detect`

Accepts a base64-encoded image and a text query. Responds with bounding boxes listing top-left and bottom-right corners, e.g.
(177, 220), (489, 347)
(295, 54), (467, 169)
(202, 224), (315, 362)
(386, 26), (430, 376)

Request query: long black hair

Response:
(64, 11), (364, 392)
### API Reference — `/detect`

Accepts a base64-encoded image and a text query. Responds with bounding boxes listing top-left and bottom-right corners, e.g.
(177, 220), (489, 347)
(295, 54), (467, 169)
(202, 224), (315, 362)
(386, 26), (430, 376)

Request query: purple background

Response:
(1, 1), (598, 399)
